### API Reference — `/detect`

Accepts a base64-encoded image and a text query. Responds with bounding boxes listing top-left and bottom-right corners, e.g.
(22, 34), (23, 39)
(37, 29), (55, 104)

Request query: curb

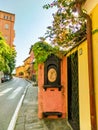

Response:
(7, 84), (30, 130)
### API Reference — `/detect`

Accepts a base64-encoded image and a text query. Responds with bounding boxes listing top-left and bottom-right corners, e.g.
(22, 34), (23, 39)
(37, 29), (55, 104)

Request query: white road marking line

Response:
(8, 87), (23, 99)
(0, 88), (12, 96)
(7, 84), (29, 130)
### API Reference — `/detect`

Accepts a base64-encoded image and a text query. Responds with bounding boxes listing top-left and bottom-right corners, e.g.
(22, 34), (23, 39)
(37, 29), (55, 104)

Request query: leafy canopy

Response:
(0, 33), (16, 74)
(43, 0), (87, 49)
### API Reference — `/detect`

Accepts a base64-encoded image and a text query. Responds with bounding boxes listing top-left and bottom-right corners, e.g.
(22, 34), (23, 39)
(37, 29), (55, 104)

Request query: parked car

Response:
(1, 75), (11, 83)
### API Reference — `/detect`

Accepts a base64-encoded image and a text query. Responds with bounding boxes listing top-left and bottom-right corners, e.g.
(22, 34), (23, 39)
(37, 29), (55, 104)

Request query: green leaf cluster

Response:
(92, 29), (98, 34)
(0, 33), (16, 74)
(32, 41), (60, 71)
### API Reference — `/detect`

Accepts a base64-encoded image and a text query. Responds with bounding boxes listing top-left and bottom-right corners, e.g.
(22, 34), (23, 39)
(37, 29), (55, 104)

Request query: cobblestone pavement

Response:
(14, 85), (72, 130)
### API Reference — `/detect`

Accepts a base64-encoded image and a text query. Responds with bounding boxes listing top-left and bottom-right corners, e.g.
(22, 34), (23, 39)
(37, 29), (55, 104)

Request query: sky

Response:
(0, 0), (56, 67)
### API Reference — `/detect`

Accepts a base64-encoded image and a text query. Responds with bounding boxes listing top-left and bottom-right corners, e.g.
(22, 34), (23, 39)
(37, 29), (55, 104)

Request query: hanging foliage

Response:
(32, 41), (61, 71)
(43, 0), (87, 50)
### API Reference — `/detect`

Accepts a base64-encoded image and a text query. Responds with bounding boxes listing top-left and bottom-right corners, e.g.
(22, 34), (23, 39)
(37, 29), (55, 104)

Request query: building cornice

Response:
(0, 10), (15, 16)
(83, 0), (98, 13)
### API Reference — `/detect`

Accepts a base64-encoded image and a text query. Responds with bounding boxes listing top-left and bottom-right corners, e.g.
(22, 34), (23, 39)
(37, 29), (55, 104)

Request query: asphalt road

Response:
(0, 77), (30, 130)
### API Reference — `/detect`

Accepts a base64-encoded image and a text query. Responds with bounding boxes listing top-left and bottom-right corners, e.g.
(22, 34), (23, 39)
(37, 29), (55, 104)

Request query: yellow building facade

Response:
(91, 3), (98, 130)
(23, 56), (30, 79)
(16, 66), (24, 78)
(15, 57), (30, 79)
(66, 1), (98, 130)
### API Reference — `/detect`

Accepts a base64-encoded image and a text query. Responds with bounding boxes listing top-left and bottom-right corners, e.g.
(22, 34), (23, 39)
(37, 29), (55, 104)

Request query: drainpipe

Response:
(86, 14), (97, 130)
(76, 2), (97, 130)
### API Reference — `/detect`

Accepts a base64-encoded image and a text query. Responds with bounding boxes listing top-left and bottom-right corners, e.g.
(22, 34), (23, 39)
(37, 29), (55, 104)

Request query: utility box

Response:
(38, 54), (67, 119)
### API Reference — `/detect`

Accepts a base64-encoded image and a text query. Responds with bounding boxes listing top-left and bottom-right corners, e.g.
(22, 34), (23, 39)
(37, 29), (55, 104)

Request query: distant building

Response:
(15, 46), (37, 81)
(0, 10), (15, 47)
(16, 66), (24, 78)
(29, 45), (36, 81)
(23, 56), (31, 79)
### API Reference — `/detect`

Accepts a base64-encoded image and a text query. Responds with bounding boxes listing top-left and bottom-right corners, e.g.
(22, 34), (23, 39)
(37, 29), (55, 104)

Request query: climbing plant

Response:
(32, 41), (61, 71)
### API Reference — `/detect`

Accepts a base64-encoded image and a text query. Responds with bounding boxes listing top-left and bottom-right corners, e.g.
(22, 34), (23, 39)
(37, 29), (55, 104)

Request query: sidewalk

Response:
(14, 84), (72, 130)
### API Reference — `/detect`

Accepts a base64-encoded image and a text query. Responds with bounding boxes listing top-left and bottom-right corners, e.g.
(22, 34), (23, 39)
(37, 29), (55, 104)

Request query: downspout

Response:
(76, 2), (97, 130)
(86, 14), (97, 130)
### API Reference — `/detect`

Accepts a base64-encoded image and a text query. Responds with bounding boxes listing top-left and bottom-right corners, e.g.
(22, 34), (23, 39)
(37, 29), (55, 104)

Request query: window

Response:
(3, 15), (12, 20)
(4, 15), (6, 19)
(4, 15), (8, 20)
(5, 24), (9, 29)
(4, 35), (8, 40)
(9, 16), (12, 20)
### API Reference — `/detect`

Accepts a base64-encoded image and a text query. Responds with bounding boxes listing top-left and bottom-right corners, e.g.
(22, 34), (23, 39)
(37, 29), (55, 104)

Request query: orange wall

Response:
(29, 50), (36, 79)
(38, 57), (67, 119)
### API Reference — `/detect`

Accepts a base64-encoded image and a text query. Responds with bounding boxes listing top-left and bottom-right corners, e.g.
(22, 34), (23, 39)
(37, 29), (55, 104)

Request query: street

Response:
(0, 77), (30, 130)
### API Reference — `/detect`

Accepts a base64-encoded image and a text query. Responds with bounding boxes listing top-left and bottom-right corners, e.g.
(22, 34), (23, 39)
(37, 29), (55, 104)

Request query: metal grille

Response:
(67, 51), (79, 130)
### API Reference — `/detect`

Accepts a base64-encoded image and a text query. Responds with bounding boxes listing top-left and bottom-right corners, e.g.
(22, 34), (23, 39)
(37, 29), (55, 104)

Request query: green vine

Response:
(32, 41), (61, 71)
(92, 29), (98, 34)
